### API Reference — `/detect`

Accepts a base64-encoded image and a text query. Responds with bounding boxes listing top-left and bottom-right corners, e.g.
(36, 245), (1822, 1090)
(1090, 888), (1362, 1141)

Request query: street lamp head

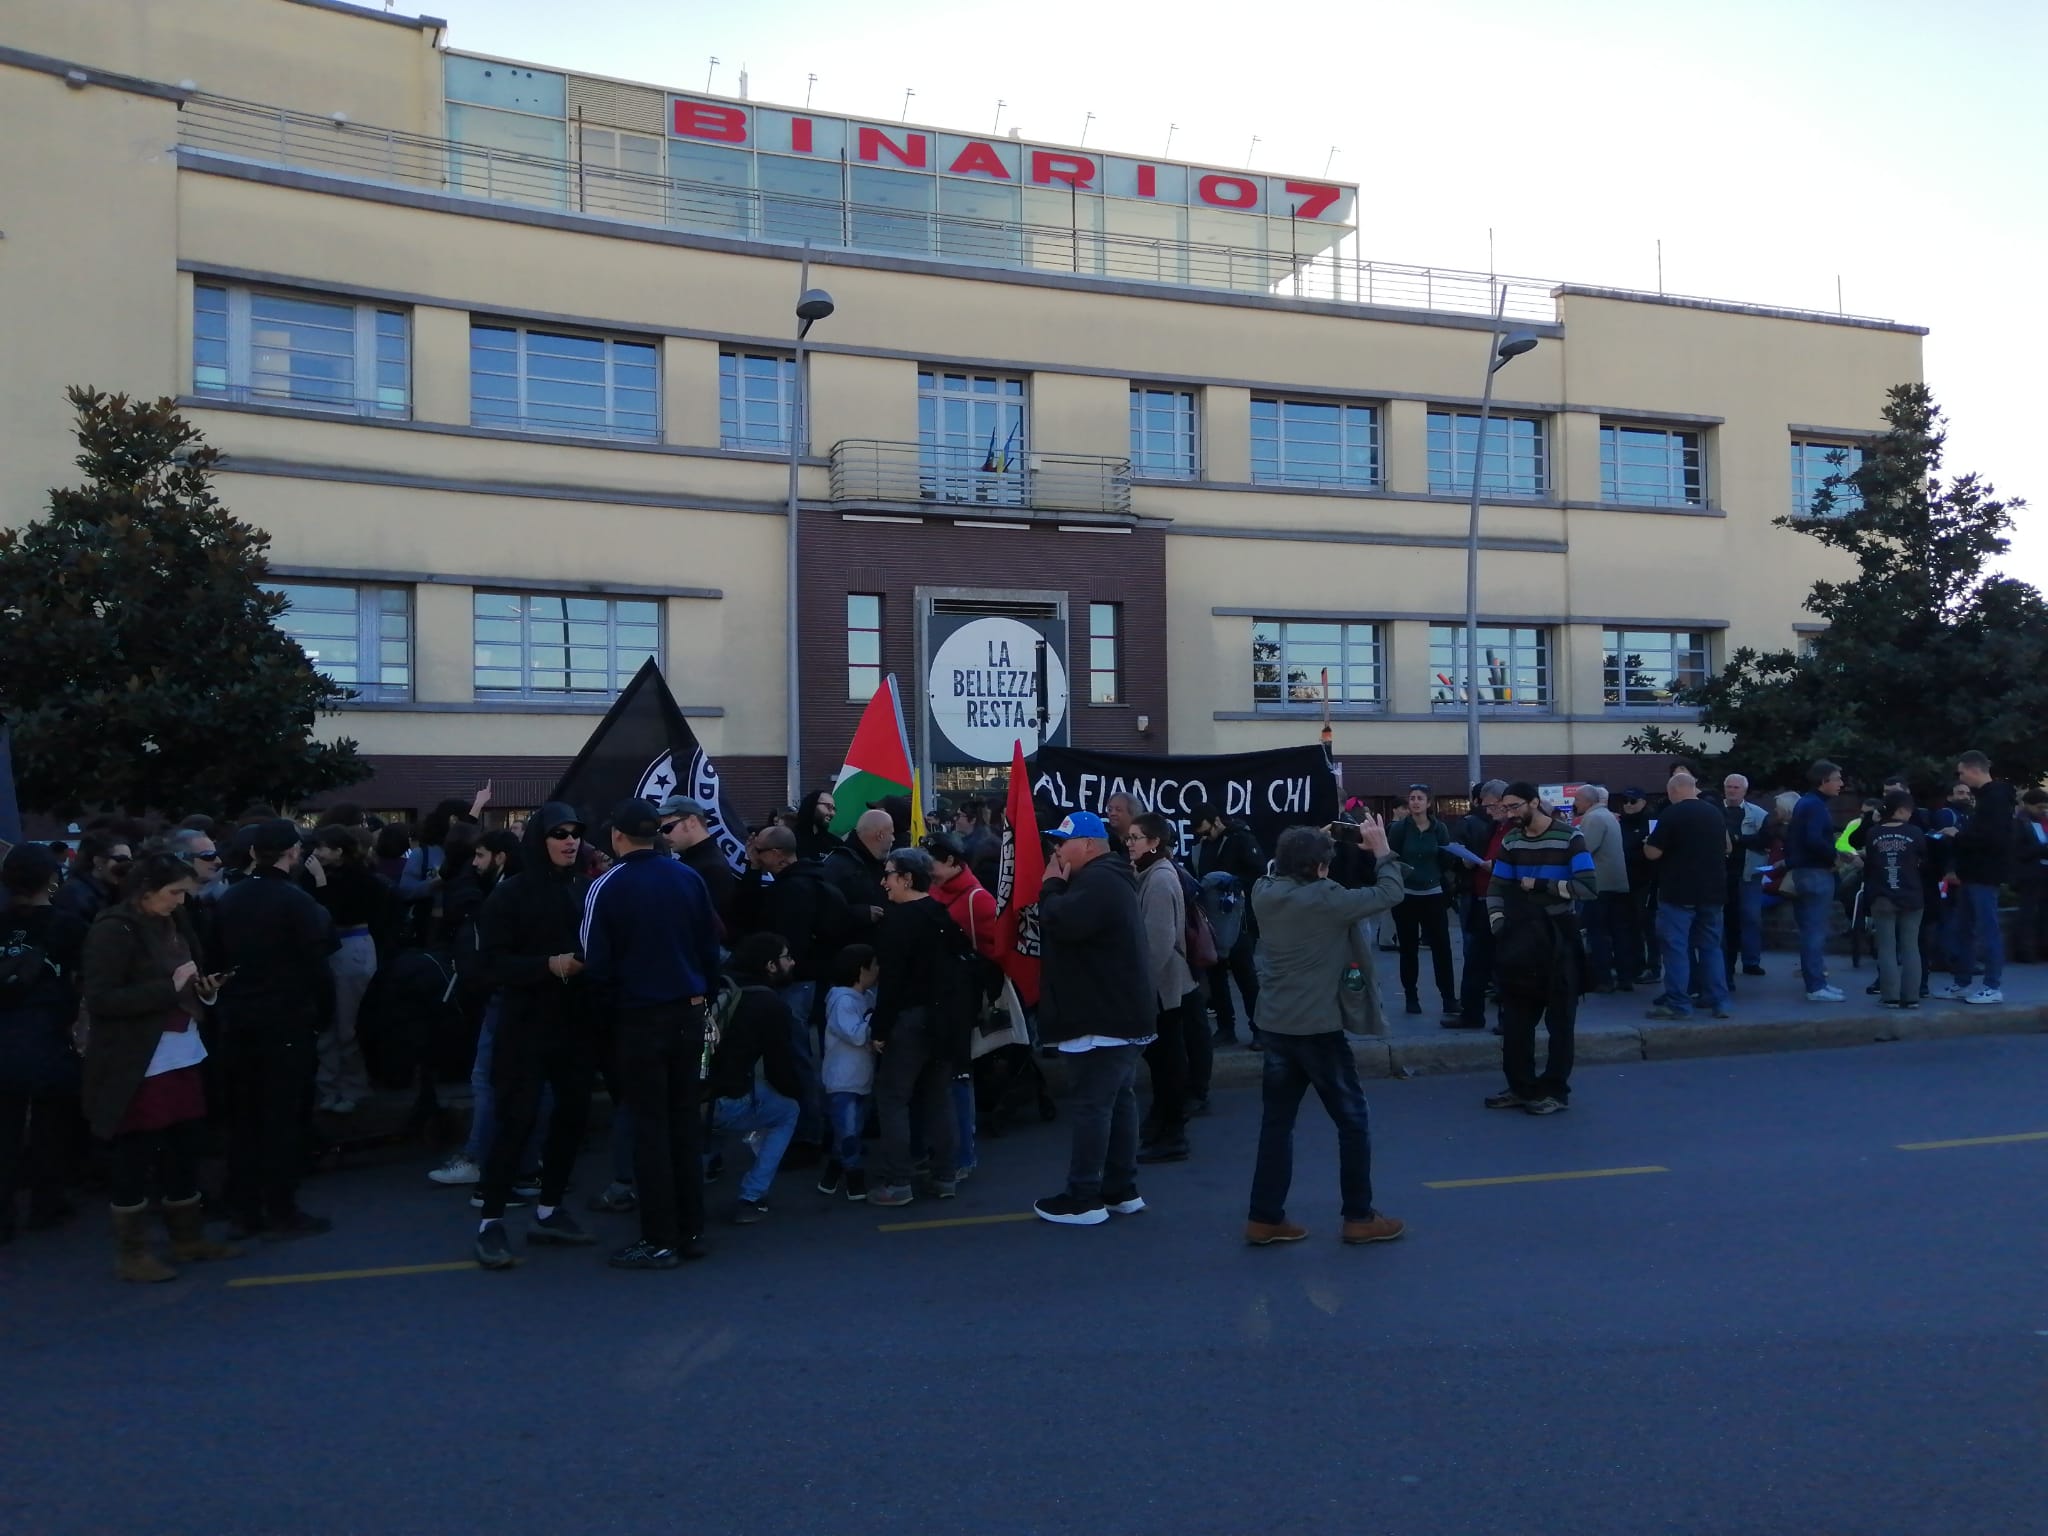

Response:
(1491, 330), (1539, 370)
(795, 287), (835, 339)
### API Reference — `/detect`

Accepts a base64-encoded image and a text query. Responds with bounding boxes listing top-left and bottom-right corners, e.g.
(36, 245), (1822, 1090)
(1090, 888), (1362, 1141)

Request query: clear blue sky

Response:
(423, 0), (2046, 579)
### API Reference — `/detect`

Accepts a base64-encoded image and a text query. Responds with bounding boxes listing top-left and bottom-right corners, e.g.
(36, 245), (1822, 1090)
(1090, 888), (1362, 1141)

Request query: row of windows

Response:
(193, 281), (1865, 513)
(267, 583), (660, 702)
(1255, 620), (1710, 712)
(844, 596), (1122, 705)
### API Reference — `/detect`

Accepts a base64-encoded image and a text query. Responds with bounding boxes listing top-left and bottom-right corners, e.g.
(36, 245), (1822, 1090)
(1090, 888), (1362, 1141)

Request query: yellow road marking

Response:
(1425, 1165), (1668, 1190)
(876, 1211), (1037, 1234)
(227, 1261), (480, 1288)
(1898, 1131), (2048, 1151)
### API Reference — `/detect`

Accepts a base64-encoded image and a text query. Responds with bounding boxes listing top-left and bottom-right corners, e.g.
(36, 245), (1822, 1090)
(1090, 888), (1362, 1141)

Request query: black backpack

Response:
(0, 924), (56, 1003)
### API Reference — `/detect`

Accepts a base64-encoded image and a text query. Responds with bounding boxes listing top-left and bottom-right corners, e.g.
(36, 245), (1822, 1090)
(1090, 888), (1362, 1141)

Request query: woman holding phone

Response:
(81, 851), (243, 1282)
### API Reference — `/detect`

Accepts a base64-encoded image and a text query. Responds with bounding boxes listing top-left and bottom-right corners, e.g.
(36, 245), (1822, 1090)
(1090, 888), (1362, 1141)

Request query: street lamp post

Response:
(786, 250), (836, 805)
(1462, 297), (1540, 791)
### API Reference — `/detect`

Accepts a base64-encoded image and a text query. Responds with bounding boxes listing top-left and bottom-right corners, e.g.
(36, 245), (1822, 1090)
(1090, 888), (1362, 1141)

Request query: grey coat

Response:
(1251, 856), (1407, 1037)
(1135, 858), (1194, 1013)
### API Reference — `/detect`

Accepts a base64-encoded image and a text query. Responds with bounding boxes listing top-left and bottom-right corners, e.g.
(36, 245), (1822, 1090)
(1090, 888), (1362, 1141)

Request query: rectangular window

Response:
(1790, 440), (1865, 518)
(469, 323), (660, 441)
(1088, 603), (1121, 704)
(1426, 412), (1547, 496)
(263, 582), (411, 701)
(1602, 629), (1709, 708)
(1129, 388), (1197, 479)
(472, 592), (661, 698)
(719, 350), (796, 452)
(1250, 398), (1381, 488)
(847, 594), (883, 701)
(1427, 624), (1551, 711)
(1600, 423), (1705, 506)
(193, 284), (409, 418)
(918, 370), (1027, 505)
(576, 126), (665, 221)
(1251, 620), (1384, 710)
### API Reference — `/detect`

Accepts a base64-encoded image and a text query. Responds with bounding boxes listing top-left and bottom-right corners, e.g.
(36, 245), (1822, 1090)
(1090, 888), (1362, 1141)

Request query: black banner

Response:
(549, 659), (749, 872)
(1031, 743), (1339, 860)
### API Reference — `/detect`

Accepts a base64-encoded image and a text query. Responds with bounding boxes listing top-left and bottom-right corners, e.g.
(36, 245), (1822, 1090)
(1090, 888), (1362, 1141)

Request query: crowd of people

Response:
(0, 745), (2038, 1276)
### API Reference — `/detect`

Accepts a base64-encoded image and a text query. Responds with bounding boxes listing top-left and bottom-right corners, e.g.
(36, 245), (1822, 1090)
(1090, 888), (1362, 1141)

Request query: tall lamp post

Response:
(1462, 301), (1539, 791)
(786, 251), (836, 805)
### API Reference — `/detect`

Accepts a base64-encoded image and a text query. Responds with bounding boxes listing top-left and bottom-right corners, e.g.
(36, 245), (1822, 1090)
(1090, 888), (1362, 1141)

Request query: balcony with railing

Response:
(829, 440), (1133, 520)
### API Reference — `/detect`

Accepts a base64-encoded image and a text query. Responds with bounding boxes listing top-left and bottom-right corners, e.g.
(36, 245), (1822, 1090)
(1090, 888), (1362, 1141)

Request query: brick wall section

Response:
(1332, 751), (1726, 804)
(299, 752), (787, 826)
(794, 510), (1169, 794)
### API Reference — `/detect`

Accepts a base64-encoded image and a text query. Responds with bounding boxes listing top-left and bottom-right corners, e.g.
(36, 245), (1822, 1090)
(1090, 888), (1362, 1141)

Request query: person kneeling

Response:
(707, 934), (804, 1224)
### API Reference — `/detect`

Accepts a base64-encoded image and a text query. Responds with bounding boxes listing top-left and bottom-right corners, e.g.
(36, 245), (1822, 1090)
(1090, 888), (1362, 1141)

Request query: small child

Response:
(819, 943), (879, 1201)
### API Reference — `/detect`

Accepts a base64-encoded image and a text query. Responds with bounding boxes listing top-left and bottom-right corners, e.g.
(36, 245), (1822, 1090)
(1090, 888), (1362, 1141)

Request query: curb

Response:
(1201, 1003), (2048, 1087)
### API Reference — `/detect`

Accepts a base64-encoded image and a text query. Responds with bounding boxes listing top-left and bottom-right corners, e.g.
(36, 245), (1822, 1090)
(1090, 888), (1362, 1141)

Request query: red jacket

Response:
(932, 864), (1002, 963)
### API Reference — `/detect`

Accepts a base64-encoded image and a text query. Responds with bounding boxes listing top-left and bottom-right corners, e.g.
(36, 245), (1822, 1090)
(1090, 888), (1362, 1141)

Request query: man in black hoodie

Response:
(471, 803), (597, 1270)
(1943, 750), (2014, 1004)
(705, 933), (804, 1224)
(866, 847), (966, 1209)
(1192, 810), (1265, 1046)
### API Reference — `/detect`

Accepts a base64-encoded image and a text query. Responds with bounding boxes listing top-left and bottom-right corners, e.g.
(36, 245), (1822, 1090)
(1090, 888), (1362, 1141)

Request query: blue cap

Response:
(1045, 810), (1108, 841)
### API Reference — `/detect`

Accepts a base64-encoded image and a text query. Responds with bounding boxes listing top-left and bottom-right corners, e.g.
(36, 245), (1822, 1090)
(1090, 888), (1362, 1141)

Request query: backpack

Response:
(1174, 865), (1219, 970)
(0, 926), (55, 1002)
(929, 906), (994, 1062)
(1199, 871), (1247, 953)
(697, 975), (745, 1082)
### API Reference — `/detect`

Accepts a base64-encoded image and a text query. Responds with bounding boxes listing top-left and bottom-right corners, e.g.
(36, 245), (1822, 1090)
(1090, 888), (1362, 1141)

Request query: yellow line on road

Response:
(227, 1261), (480, 1288)
(1425, 1165), (1668, 1190)
(1898, 1131), (2048, 1151)
(876, 1211), (1037, 1234)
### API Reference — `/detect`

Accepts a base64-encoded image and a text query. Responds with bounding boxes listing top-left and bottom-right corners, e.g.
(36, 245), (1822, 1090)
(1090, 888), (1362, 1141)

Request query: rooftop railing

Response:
(175, 94), (1558, 321)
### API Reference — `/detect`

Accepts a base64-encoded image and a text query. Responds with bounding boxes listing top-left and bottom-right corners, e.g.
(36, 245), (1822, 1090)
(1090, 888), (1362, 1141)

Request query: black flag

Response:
(549, 659), (749, 872)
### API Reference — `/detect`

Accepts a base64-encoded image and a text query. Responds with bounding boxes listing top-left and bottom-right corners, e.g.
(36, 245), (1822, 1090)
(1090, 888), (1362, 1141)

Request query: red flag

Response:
(993, 738), (1044, 1006)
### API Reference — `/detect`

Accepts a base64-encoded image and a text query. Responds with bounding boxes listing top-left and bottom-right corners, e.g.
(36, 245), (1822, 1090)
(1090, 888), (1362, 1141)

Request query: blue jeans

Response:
(782, 982), (824, 1145)
(710, 1083), (799, 1202)
(951, 1074), (977, 1172)
(827, 1090), (869, 1170)
(1732, 880), (1765, 967)
(1952, 881), (2004, 988)
(1248, 1031), (1374, 1224)
(1656, 902), (1728, 1015)
(463, 998), (551, 1170)
(1792, 874), (1836, 992)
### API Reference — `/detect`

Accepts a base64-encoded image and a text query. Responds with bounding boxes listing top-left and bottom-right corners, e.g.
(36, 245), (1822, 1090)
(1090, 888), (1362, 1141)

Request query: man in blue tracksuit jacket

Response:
(1788, 760), (1845, 1000)
(582, 798), (724, 1270)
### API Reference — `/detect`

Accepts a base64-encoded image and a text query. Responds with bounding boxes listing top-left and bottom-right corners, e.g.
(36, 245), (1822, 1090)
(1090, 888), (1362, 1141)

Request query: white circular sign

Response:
(927, 617), (1067, 763)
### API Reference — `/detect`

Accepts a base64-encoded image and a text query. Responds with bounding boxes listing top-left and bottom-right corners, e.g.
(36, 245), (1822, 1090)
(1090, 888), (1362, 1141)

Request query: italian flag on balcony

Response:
(828, 675), (924, 843)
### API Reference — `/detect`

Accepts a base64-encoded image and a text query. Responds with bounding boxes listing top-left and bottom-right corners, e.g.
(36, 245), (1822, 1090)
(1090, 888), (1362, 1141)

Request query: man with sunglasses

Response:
(52, 831), (131, 927)
(656, 795), (738, 927)
(470, 803), (600, 1269)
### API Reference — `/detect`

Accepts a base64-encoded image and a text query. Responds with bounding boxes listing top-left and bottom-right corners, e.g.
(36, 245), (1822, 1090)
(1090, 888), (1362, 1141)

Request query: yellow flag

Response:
(910, 771), (927, 845)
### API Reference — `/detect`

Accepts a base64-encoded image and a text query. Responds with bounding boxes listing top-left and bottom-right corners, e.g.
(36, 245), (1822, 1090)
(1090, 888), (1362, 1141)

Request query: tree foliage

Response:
(1625, 383), (2048, 793)
(0, 389), (367, 817)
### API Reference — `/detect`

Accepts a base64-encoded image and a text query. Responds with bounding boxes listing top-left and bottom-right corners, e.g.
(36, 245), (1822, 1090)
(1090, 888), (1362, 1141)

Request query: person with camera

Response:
(1243, 815), (1406, 1247)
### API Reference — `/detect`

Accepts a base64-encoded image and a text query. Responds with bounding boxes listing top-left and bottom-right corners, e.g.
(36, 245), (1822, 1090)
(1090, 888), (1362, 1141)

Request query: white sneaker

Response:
(1962, 986), (2005, 1005)
(428, 1155), (480, 1186)
(327, 1097), (358, 1115)
(1930, 981), (1967, 1000)
(1806, 986), (1845, 1002)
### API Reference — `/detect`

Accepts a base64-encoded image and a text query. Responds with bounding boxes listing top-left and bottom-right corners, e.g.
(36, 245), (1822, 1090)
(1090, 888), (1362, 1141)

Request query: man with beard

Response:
(1484, 785), (1597, 1116)
(470, 804), (598, 1270)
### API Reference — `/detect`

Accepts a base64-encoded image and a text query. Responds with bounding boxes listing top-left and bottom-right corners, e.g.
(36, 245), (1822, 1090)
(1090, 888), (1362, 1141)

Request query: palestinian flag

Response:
(828, 675), (915, 838)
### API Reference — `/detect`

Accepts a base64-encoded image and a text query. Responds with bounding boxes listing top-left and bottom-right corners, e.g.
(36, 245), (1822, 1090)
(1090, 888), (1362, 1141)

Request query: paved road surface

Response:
(4, 1034), (2043, 1536)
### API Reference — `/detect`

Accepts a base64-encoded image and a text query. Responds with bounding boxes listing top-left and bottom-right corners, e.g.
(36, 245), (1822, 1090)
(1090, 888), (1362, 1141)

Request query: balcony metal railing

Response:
(830, 440), (1133, 518)
(174, 94), (1560, 321)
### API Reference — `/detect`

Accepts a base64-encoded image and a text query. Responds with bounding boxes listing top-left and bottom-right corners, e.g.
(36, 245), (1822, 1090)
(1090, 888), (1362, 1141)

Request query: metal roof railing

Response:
(174, 94), (1559, 322)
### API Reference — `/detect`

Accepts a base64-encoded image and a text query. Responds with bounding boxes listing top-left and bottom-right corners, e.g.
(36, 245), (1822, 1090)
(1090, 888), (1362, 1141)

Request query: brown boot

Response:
(163, 1196), (244, 1263)
(111, 1203), (178, 1283)
(1341, 1212), (1406, 1245)
(1244, 1219), (1309, 1245)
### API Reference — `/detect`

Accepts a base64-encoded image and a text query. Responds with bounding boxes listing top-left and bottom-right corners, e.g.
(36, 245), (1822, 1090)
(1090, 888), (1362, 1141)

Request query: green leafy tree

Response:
(1625, 383), (2048, 792)
(0, 389), (367, 818)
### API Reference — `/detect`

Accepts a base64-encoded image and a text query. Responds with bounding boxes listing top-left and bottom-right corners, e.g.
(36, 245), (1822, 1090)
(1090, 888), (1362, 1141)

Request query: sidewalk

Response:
(1204, 931), (2048, 1085)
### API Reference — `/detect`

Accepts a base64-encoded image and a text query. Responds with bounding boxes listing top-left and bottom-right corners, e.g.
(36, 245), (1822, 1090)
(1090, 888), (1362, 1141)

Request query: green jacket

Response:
(1251, 857), (1406, 1036)
(1385, 815), (1453, 894)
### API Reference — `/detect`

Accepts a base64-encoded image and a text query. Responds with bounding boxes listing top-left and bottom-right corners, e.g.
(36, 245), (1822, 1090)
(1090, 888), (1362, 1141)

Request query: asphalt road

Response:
(4, 1034), (2045, 1536)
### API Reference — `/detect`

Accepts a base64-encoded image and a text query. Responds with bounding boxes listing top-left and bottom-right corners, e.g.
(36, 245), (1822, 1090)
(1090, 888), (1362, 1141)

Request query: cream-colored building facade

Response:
(1, 0), (1926, 818)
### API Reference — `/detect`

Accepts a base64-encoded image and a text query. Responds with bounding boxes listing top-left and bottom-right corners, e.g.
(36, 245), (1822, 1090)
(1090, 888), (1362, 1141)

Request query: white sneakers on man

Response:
(1962, 986), (2005, 1005)
(1805, 986), (1845, 1002)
